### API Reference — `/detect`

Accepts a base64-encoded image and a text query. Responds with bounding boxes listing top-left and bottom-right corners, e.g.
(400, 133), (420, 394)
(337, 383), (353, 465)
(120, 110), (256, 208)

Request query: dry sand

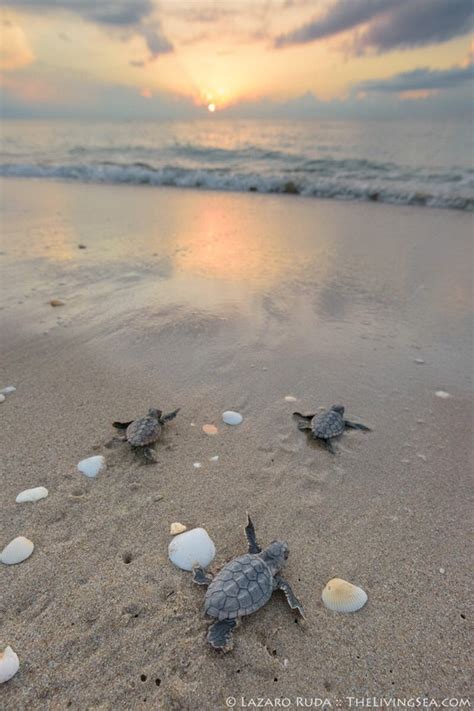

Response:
(0, 178), (472, 710)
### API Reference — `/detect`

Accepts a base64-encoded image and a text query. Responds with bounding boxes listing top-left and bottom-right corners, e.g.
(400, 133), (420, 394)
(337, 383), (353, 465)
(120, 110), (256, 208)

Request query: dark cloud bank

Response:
(275, 0), (473, 52)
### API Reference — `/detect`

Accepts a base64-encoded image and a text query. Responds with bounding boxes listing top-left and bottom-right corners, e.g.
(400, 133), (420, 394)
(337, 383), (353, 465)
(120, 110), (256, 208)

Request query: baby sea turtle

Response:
(192, 515), (304, 652)
(112, 407), (180, 463)
(293, 404), (370, 454)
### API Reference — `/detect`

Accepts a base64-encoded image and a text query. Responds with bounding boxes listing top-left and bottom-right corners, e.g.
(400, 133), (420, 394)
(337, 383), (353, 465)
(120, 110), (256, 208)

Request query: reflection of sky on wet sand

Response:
(1, 179), (472, 342)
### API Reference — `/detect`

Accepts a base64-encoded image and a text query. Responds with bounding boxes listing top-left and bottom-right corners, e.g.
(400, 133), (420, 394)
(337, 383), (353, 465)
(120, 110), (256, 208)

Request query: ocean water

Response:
(1, 118), (473, 210)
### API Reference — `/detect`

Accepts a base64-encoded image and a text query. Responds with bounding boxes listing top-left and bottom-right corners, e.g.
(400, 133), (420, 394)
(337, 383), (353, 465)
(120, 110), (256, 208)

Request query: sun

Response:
(207, 103), (216, 112)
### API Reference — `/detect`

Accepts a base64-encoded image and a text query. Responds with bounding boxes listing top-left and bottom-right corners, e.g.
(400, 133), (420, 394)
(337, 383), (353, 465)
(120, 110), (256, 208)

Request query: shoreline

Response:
(0, 172), (472, 213)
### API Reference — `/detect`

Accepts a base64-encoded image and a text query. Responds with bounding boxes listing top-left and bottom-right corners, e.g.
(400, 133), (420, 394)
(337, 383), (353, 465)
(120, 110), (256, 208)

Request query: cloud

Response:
(357, 63), (474, 93)
(0, 64), (203, 118)
(4, 0), (173, 60)
(357, 0), (474, 53)
(275, 0), (396, 48)
(140, 23), (173, 57)
(0, 17), (35, 70)
(274, 0), (473, 53)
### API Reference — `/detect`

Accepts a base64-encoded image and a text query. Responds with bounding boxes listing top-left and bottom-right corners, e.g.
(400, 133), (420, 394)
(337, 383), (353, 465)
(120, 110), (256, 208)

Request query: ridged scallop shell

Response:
(322, 577), (367, 612)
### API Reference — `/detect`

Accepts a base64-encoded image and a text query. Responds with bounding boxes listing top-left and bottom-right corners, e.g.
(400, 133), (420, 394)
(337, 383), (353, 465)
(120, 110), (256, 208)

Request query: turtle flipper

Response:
(324, 439), (336, 455)
(159, 408), (180, 425)
(274, 575), (305, 617)
(293, 412), (314, 431)
(192, 565), (213, 586)
(207, 619), (236, 652)
(142, 446), (157, 464)
(345, 419), (371, 431)
(113, 420), (133, 430)
(245, 514), (262, 554)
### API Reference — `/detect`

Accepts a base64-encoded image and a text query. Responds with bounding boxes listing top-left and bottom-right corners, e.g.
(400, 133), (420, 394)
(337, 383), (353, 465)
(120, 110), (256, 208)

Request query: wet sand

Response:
(1, 178), (472, 710)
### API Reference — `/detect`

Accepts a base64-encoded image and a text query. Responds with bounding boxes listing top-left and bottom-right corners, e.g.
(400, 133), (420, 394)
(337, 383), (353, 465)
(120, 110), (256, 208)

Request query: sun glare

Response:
(208, 103), (216, 112)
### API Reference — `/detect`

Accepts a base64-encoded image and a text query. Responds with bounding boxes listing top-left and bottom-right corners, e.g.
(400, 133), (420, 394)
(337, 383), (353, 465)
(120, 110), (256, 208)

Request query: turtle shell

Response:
(312, 408), (345, 439)
(205, 553), (273, 621)
(126, 416), (162, 446)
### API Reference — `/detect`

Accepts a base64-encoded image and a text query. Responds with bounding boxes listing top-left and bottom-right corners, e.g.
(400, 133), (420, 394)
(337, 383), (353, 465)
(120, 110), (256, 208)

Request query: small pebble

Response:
(435, 391), (451, 399)
(78, 244), (87, 249)
(168, 527), (216, 571)
(0, 645), (20, 684)
(0, 395), (5, 403)
(193, 462), (202, 469)
(170, 522), (187, 535)
(49, 299), (65, 307)
(1, 536), (34, 565)
(77, 455), (106, 478)
(202, 424), (218, 435)
(439, 568), (445, 574)
(16, 486), (48, 503)
(209, 455), (219, 462)
(222, 410), (243, 426)
(284, 395), (297, 402)
(414, 358), (425, 364)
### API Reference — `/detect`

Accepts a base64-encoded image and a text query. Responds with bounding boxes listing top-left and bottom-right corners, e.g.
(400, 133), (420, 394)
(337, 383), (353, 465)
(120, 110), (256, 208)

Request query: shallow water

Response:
(1, 118), (473, 210)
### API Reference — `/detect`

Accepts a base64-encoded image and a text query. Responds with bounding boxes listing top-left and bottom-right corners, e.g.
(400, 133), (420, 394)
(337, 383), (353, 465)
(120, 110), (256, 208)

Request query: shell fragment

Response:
(0, 646), (20, 684)
(170, 522), (187, 535)
(168, 527), (216, 571)
(77, 455), (106, 478)
(1, 536), (35, 565)
(16, 487), (48, 503)
(222, 410), (243, 425)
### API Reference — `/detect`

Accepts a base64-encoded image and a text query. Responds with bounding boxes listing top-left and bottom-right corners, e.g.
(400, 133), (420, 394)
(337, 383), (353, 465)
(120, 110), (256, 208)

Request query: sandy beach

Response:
(1, 178), (472, 710)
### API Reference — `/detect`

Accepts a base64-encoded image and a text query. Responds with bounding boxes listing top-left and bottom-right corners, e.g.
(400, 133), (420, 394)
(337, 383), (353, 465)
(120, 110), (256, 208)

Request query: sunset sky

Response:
(1, 0), (473, 119)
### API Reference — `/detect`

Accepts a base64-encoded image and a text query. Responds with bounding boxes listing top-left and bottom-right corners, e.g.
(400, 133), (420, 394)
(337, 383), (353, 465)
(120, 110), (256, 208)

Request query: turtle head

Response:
(261, 540), (289, 574)
(331, 404), (345, 415)
(148, 408), (162, 420)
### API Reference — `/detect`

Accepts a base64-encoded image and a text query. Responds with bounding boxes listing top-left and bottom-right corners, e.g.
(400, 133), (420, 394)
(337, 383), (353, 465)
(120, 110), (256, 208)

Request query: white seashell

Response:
(77, 455), (106, 478)
(168, 527), (216, 571)
(0, 386), (16, 395)
(0, 395), (5, 403)
(322, 577), (367, 613)
(414, 358), (425, 364)
(222, 410), (243, 425)
(209, 455), (219, 462)
(0, 645), (20, 683)
(284, 395), (297, 402)
(170, 522), (187, 535)
(1, 536), (34, 565)
(16, 487), (48, 503)
(193, 462), (202, 469)
(435, 390), (451, 398)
